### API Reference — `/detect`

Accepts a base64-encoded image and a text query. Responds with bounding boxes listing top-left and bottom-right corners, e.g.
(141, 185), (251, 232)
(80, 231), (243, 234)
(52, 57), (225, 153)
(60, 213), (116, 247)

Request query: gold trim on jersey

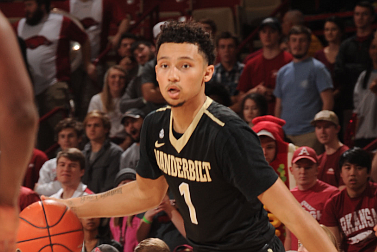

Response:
(156, 106), (170, 112)
(169, 97), (213, 153)
(204, 110), (225, 127)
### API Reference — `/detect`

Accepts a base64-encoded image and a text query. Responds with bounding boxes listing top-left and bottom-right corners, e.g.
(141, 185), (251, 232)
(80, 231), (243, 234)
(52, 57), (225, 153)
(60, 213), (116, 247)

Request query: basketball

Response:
(16, 200), (84, 252)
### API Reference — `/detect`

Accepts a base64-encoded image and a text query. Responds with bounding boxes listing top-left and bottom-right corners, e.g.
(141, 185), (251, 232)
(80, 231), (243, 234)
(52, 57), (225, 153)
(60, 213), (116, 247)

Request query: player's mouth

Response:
(167, 86), (180, 99)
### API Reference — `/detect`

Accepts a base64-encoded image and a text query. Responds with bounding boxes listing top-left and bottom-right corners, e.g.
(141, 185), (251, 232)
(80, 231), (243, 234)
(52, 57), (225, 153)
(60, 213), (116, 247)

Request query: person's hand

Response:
(255, 84), (267, 95)
(158, 195), (175, 212)
(86, 63), (97, 82)
(0, 205), (19, 252)
(144, 206), (162, 223)
(119, 56), (133, 71)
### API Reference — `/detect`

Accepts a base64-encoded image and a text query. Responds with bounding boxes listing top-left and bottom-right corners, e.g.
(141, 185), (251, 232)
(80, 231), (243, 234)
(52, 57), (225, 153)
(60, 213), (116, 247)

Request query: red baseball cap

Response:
(292, 146), (318, 164)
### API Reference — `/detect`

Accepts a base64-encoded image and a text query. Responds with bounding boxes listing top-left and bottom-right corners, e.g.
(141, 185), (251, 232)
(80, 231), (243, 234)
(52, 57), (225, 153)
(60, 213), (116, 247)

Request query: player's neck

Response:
(324, 140), (343, 155)
(171, 93), (206, 134)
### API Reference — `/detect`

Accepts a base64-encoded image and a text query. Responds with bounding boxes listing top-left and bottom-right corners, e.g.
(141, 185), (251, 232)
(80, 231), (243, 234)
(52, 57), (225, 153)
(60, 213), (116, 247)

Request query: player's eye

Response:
(160, 63), (168, 68)
(182, 64), (190, 69)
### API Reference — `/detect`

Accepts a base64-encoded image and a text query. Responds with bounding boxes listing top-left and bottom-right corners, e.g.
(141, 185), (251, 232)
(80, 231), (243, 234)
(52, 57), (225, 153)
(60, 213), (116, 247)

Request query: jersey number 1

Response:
(179, 182), (198, 224)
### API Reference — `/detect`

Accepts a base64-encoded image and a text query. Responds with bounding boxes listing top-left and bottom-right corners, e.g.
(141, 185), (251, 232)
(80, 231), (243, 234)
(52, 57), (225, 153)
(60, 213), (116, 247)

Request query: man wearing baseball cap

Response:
(120, 108), (145, 170)
(234, 17), (292, 114)
(285, 146), (338, 251)
(312, 110), (349, 189)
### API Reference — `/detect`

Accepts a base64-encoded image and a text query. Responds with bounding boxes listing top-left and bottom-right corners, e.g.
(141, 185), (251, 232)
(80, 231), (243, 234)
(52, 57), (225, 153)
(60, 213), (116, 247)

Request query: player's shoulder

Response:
(205, 100), (244, 127)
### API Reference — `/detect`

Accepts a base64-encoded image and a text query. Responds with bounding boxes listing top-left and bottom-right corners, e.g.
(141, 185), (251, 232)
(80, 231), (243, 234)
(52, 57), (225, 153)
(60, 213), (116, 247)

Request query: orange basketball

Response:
(16, 200), (84, 252)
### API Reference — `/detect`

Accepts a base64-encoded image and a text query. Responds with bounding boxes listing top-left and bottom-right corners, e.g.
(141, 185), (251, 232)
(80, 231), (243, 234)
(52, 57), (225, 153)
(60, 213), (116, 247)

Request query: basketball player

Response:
(0, 11), (38, 252)
(48, 21), (337, 252)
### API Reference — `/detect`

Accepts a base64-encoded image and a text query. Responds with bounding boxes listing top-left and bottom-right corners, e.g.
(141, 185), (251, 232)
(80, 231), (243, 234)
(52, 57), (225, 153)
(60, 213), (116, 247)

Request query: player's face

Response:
(80, 218), (101, 232)
(217, 38), (237, 64)
(107, 68), (126, 97)
(156, 43), (214, 108)
(259, 26), (280, 48)
(56, 157), (84, 185)
(291, 159), (318, 189)
(341, 162), (369, 194)
(314, 121), (339, 145)
(288, 33), (310, 59)
(324, 21), (341, 44)
(24, 0), (44, 25)
(243, 98), (260, 124)
(134, 44), (155, 66)
(354, 6), (374, 29)
(118, 38), (136, 58)
(123, 117), (143, 142)
(57, 128), (81, 150)
(85, 118), (108, 142)
(259, 136), (277, 163)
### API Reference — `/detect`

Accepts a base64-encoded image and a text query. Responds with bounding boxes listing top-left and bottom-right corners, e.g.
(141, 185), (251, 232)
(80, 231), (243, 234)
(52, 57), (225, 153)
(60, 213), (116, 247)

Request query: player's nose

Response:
(168, 66), (179, 82)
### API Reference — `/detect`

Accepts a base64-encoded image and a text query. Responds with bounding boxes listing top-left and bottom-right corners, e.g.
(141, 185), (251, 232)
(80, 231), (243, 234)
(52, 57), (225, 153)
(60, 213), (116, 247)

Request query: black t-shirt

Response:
(137, 98), (278, 251)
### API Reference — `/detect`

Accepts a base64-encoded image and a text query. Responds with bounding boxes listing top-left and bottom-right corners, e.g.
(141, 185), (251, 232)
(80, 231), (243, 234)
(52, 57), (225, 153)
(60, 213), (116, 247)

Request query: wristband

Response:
(142, 216), (152, 224)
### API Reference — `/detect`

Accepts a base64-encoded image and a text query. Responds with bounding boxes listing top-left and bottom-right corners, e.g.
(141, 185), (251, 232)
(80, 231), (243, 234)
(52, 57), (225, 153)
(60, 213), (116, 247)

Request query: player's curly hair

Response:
(156, 21), (215, 65)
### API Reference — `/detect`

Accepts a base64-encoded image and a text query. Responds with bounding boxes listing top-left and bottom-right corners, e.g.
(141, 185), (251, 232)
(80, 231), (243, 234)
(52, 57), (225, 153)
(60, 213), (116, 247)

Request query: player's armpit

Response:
(258, 178), (338, 252)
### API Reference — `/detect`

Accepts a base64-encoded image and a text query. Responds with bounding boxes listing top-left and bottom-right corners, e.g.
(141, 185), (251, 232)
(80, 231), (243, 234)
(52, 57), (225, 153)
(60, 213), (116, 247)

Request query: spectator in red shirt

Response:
(23, 148), (48, 190)
(285, 146), (338, 251)
(321, 147), (377, 252)
(312, 110), (349, 189)
(233, 17), (292, 114)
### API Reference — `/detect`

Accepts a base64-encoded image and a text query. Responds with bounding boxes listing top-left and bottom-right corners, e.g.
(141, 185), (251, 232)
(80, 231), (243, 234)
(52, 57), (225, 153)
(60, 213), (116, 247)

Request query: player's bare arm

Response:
(49, 175), (169, 218)
(258, 179), (338, 252)
(0, 10), (38, 252)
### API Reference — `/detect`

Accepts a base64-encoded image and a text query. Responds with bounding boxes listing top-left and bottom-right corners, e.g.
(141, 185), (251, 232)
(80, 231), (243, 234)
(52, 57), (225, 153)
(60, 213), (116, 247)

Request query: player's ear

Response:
(204, 65), (214, 82)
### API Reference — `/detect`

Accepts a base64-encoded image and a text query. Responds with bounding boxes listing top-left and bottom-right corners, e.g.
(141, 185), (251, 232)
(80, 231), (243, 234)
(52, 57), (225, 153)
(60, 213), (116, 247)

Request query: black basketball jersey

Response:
(137, 97), (278, 251)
